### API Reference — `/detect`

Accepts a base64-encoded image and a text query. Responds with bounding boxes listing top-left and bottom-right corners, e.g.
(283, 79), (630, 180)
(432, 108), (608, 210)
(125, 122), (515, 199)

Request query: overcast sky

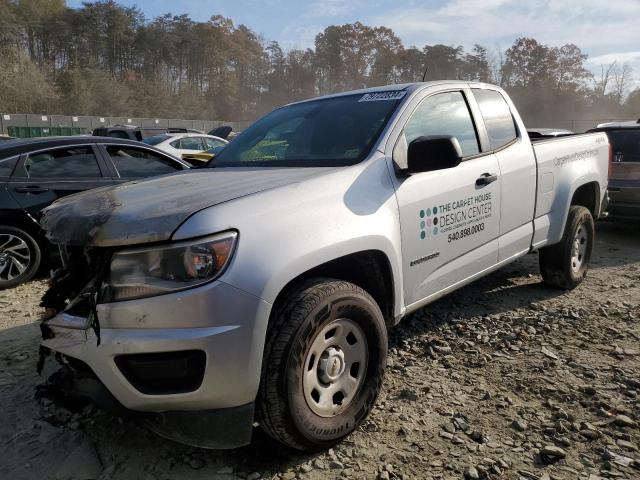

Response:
(69, 0), (640, 81)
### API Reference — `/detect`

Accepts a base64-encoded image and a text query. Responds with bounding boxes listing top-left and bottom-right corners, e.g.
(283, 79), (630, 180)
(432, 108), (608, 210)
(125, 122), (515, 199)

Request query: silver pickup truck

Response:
(38, 81), (610, 452)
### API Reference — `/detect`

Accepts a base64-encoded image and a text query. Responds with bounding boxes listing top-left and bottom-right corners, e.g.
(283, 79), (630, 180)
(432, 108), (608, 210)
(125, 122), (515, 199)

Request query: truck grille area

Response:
(114, 350), (206, 395)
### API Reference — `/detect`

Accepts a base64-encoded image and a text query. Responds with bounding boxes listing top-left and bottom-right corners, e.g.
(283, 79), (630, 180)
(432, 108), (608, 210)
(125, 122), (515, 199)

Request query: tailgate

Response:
(608, 129), (640, 203)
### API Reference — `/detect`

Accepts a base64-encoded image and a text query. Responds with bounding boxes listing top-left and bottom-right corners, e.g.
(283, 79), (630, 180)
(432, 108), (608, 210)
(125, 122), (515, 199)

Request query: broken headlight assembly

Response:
(102, 231), (238, 302)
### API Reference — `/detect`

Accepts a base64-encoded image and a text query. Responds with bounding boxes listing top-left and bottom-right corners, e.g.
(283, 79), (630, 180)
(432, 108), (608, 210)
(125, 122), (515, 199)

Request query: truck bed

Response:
(530, 132), (610, 249)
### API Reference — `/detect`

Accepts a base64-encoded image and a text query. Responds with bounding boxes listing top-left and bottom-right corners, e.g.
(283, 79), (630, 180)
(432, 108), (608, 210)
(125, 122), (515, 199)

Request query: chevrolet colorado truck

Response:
(37, 81), (610, 452)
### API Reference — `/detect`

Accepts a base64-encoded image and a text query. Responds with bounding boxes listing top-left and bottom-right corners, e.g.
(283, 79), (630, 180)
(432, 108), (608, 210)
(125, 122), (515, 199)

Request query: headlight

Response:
(102, 231), (237, 302)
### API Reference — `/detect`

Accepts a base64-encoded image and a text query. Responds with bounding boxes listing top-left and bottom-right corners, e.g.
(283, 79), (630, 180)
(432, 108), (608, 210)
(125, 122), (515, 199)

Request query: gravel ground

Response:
(0, 221), (638, 480)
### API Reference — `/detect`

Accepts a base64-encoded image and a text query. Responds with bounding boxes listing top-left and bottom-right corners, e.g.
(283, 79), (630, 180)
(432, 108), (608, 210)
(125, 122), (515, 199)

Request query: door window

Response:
(106, 145), (182, 178)
(22, 146), (102, 178)
(179, 137), (205, 150)
(472, 89), (518, 150)
(403, 91), (480, 157)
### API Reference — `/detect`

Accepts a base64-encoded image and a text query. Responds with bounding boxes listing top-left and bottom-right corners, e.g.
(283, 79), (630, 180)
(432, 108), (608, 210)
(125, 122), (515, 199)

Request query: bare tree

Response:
(592, 62), (617, 97)
(613, 63), (633, 104)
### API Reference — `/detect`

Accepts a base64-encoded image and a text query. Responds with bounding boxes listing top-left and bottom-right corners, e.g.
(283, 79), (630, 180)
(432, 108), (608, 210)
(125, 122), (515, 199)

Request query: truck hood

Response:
(41, 167), (333, 247)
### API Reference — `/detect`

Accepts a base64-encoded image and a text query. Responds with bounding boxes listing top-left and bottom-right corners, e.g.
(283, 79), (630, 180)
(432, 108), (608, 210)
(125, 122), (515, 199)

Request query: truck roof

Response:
(286, 81), (486, 106)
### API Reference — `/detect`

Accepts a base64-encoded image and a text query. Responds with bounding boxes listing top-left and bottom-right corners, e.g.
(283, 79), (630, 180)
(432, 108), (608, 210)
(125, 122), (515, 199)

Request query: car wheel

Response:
(258, 279), (387, 451)
(539, 205), (594, 289)
(0, 226), (41, 289)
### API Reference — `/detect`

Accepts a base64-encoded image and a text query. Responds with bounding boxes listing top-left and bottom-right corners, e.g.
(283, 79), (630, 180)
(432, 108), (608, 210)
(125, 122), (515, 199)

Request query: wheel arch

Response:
(570, 181), (600, 217)
(0, 210), (46, 245)
(269, 249), (397, 328)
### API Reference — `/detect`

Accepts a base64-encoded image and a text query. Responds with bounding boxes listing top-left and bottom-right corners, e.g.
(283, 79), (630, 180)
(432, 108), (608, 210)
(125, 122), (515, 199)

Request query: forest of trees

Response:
(0, 0), (638, 127)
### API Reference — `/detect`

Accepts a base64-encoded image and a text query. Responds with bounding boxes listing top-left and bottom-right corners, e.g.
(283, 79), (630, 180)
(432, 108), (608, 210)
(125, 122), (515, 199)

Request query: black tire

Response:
(539, 205), (594, 289)
(257, 279), (387, 451)
(0, 226), (41, 289)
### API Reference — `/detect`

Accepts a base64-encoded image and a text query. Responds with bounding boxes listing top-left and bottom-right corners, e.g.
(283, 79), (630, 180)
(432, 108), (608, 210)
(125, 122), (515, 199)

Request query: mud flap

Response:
(141, 402), (255, 450)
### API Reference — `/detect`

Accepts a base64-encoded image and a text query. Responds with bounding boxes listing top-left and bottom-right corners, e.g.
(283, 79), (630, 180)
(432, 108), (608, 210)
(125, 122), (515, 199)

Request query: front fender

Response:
(172, 156), (405, 318)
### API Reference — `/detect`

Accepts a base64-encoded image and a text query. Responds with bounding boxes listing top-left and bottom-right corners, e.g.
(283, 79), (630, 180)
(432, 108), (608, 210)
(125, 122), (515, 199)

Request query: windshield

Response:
(208, 92), (404, 168)
(143, 134), (170, 146)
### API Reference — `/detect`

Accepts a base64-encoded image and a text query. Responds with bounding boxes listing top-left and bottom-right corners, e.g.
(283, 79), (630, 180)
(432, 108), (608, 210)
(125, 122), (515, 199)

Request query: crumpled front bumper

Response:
(40, 279), (272, 448)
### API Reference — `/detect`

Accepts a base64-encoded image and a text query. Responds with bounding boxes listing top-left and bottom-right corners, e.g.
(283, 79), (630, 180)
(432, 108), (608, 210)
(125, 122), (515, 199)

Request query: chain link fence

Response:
(0, 113), (250, 138)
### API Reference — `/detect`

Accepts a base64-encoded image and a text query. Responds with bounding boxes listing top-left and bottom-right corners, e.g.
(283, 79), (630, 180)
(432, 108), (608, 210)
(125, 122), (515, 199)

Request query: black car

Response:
(0, 136), (190, 288)
(588, 121), (640, 219)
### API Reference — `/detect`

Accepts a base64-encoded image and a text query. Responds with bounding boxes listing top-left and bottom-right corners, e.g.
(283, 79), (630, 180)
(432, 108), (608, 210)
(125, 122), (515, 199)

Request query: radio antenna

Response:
(422, 65), (429, 82)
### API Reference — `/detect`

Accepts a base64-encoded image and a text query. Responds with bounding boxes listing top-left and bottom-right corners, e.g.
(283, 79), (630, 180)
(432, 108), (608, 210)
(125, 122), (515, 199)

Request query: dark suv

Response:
(588, 121), (640, 219)
(0, 137), (189, 288)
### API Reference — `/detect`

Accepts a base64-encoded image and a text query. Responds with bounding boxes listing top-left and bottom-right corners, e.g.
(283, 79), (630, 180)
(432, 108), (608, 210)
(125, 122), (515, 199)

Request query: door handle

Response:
(14, 186), (49, 194)
(475, 173), (498, 186)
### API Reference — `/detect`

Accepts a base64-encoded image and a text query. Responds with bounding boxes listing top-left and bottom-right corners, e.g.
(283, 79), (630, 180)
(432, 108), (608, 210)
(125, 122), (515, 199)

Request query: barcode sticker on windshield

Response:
(358, 91), (406, 102)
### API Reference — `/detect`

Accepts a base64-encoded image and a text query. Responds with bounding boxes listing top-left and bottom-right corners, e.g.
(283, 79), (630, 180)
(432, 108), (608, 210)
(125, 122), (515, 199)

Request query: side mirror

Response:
(407, 135), (463, 174)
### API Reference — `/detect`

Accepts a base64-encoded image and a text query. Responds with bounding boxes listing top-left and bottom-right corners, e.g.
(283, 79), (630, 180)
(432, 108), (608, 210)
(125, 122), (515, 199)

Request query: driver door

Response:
(392, 89), (501, 307)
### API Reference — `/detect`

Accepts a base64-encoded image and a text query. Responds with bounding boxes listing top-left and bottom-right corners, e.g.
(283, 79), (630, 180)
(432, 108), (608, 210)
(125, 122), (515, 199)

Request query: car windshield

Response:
(143, 134), (170, 146)
(208, 92), (404, 168)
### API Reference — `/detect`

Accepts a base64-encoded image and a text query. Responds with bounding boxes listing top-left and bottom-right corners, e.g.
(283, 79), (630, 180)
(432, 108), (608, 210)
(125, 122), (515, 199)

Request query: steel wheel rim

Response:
(0, 233), (31, 282)
(302, 318), (368, 418)
(571, 224), (588, 273)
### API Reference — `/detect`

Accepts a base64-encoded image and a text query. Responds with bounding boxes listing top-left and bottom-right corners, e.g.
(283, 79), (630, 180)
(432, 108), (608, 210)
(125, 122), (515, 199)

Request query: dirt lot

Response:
(1, 221), (638, 480)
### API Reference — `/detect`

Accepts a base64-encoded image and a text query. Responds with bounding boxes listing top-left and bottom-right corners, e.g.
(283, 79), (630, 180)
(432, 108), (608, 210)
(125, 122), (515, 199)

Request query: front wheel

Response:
(0, 226), (41, 289)
(257, 279), (387, 451)
(539, 205), (594, 289)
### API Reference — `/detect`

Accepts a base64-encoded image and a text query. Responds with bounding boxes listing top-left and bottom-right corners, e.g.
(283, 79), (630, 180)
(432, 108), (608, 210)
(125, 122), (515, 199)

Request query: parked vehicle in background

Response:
(38, 82), (609, 452)
(527, 128), (573, 139)
(588, 121), (640, 219)
(143, 133), (228, 158)
(0, 137), (190, 288)
(180, 145), (227, 165)
(207, 125), (233, 140)
(0, 135), (14, 141)
(92, 126), (203, 141)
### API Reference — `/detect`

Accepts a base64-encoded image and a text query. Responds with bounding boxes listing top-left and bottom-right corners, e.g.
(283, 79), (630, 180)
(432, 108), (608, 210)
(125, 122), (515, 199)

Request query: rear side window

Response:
(608, 130), (640, 162)
(179, 137), (205, 150)
(204, 137), (226, 149)
(403, 91), (480, 157)
(0, 156), (18, 177)
(106, 146), (182, 178)
(23, 147), (102, 178)
(472, 89), (518, 150)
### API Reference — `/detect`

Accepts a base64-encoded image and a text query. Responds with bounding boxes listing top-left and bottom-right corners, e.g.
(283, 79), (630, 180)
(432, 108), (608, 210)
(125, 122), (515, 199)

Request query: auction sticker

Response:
(359, 91), (406, 102)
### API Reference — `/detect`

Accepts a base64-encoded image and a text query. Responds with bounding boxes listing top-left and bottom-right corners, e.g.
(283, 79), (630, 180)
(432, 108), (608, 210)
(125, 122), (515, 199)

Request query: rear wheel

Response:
(539, 206), (594, 289)
(0, 226), (41, 289)
(258, 279), (387, 451)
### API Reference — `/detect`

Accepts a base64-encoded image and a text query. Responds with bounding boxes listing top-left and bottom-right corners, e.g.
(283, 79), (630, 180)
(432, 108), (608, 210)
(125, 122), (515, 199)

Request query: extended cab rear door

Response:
(391, 87), (502, 307)
(469, 88), (536, 262)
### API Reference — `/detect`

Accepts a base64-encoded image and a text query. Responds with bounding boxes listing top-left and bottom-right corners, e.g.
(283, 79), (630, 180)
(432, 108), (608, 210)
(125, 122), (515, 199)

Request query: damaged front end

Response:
(37, 245), (120, 414)
(40, 245), (112, 354)
(37, 242), (259, 449)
